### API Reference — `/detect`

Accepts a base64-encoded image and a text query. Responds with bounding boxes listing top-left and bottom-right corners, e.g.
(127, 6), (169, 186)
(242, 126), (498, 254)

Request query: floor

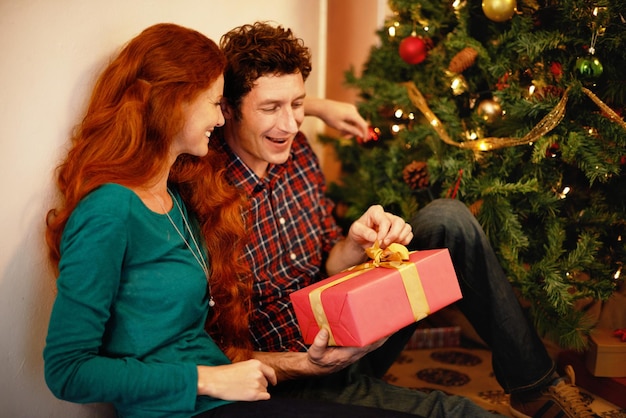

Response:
(384, 345), (626, 417)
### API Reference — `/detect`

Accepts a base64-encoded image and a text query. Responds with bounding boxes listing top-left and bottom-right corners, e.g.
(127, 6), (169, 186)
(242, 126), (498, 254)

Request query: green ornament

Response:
(576, 56), (604, 79)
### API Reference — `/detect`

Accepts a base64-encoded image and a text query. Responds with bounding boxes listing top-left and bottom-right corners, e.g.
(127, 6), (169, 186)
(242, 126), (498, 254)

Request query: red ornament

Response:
(614, 329), (626, 342)
(357, 126), (381, 145)
(399, 35), (428, 65)
(546, 142), (560, 158)
(496, 72), (510, 90)
(550, 62), (563, 79)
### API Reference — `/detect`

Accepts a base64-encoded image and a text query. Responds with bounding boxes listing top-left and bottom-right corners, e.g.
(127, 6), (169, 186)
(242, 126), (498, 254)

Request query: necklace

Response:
(151, 188), (215, 307)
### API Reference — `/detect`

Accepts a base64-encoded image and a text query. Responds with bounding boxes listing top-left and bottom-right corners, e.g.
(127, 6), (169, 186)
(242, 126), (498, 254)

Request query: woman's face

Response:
(171, 75), (225, 158)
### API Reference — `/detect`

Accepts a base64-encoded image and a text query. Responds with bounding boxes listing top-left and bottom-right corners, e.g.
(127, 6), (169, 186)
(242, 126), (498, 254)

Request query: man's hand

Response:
(304, 97), (369, 139)
(305, 329), (388, 373)
(326, 205), (414, 275)
(348, 205), (414, 250)
(251, 329), (388, 382)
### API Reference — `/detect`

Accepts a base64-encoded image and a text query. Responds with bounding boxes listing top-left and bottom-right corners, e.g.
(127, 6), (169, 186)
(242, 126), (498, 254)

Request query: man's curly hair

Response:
(220, 21), (312, 119)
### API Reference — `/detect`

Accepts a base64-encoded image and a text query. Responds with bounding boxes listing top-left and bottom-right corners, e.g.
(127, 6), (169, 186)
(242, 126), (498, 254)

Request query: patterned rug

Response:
(384, 346), (626, 417)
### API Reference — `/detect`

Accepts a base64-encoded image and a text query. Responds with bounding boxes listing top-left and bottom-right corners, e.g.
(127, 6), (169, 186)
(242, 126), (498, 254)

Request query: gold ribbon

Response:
(404, 81), (626, 152)
(308, 242), (430, 345)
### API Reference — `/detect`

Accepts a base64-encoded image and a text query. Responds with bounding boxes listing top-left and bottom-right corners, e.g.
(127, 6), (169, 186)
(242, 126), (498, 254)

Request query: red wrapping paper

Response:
(290, 248), (462, 347)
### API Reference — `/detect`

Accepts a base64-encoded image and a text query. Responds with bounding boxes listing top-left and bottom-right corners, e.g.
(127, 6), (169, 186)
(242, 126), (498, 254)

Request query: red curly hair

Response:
(45, 23), (253, 362)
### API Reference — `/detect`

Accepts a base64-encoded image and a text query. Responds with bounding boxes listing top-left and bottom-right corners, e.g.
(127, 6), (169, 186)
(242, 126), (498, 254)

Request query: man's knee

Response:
(411, 199), (473, 229)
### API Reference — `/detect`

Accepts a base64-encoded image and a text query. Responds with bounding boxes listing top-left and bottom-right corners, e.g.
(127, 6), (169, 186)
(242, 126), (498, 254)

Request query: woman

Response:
(44, 23), (417, 418)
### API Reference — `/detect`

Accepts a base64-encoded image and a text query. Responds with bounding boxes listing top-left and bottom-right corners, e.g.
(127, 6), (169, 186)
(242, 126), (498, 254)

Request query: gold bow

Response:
(365, 241), (410, 265)
(345, 241), (411, 272)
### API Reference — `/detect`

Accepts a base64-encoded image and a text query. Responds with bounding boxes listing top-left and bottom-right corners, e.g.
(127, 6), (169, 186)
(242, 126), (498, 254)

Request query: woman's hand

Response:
(197, 359), (277, 401)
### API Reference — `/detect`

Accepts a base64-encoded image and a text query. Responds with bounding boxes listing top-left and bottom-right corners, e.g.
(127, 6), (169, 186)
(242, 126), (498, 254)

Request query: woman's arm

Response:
(44, 194), (198, 412)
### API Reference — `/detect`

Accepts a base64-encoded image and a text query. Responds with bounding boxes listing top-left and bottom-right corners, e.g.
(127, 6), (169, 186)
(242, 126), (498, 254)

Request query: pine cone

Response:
(535, 85), (565, 100)
(403, 161), (430, 190)
(448, 47), (478, 73)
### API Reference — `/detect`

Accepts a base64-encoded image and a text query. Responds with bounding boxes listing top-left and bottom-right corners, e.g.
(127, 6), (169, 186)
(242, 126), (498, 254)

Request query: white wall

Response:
(0, 1), (325, 416)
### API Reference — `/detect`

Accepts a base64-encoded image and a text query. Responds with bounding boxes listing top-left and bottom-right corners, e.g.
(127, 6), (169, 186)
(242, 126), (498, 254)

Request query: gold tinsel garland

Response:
(403, 81), (626, 151)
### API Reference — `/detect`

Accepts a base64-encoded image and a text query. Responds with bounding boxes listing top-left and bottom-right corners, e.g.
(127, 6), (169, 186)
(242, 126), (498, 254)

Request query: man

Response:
(214, 21), (596, 418)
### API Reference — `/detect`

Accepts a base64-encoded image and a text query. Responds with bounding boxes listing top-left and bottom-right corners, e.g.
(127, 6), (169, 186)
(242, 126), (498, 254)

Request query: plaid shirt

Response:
(221, 132), (343, 352)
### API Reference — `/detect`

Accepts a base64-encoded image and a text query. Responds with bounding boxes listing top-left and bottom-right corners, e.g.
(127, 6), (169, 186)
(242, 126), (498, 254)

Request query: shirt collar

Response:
(217, 139), (290, 195)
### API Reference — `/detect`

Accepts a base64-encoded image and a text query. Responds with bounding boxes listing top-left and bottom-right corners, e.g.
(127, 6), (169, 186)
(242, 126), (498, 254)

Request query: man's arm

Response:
(251, 329), (387, 382)
(304, 97), (369, 139)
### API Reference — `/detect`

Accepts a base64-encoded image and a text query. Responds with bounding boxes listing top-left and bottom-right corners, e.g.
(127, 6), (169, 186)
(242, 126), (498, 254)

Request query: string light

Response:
(477, 141), (490, 151)
(589, 6), (608, 54)
(452, 0), (467, 13)
(388, 21), (400, 37)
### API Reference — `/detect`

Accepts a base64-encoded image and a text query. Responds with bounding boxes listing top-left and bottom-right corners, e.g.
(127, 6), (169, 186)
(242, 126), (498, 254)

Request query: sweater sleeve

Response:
(43, 192), (198, 413)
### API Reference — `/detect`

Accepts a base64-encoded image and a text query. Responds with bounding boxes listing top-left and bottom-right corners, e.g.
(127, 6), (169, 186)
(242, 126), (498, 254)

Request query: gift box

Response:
(289, 246), (462, 347)
(404, 326), (461, 350)
(585, 328), (626, 377)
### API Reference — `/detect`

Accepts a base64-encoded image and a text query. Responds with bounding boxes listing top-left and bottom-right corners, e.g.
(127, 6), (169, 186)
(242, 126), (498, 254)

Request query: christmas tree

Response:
(325, 0), (626, 350)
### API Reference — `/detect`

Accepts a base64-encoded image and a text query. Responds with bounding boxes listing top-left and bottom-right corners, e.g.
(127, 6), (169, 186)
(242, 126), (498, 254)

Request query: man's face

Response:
(223, 72), (305, 178)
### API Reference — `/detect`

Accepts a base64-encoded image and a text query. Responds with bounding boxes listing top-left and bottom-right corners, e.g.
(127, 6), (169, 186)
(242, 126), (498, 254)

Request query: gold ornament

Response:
(476, 99), (503, 123)
(482, 0), (517, 22)
(449, 74), (469, 96)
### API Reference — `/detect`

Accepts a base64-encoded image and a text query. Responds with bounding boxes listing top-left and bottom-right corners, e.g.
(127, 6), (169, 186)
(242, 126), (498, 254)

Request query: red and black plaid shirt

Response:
(221, 132), (343, 352)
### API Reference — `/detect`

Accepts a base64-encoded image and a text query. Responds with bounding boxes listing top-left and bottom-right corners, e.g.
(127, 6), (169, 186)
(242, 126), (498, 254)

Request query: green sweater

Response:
(44, 183), (232, 418)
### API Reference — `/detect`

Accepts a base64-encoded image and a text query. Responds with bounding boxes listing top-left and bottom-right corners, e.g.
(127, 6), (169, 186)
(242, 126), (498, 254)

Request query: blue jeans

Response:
(195, 396), (419, 418)
(270, 358), (493, 417)
(406, 198), (556, 394)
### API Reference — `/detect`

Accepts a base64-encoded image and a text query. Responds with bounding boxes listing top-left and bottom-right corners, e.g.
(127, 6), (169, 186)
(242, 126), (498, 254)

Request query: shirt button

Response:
(290, 253), (297, 260)
(279, 217), (286, 225)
